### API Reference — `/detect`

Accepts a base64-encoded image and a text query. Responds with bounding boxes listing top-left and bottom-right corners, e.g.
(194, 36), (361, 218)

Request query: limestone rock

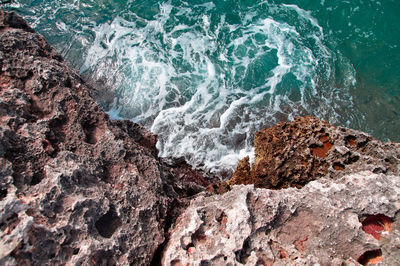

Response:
(163, 171), (400, 265)
(2, 10), (400, 266)
(228, 116), (400, 189)
(0, 10), (209, 265)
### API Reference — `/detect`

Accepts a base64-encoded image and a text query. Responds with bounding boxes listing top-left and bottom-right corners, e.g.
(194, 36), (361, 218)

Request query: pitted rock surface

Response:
(2, 10), (400, 266)
(0, 11), (209, 265)
(227, 116), (400, 190)
(163, 172), (400, 265)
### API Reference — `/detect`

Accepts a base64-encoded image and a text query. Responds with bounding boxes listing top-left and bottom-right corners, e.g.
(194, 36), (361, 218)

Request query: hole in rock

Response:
(30, 169), (45, 186)
(0, 213), (19, 234)
(49, 116), (67, 129)
(345, 135), (357, 147)
(361, 214), (393, 240)
(170, 259), (181, 266)
(200, 260), (212, 266)
(81, 120), (101, 144)
(234, 237), (252, 263)
(216, 211), (228, 224)
(0, 188), (7, 200)
(42, 140), (49, 149)
(357, 249), (382, 265)
(65, 77), (72, 88)
(373, 167), (385, 174)
(344, 154), (360, 165)
(28, 98), (46, 119)
(333, 162), (345, 171)
(191, 226), (207, 245)
(95, 206), (122, 238)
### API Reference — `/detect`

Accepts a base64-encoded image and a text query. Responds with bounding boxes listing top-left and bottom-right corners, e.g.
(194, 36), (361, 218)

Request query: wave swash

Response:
(10, 0), (400, 176)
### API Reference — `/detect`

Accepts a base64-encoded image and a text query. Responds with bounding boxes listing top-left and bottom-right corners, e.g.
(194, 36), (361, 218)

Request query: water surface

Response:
(7, 0), (400, 175)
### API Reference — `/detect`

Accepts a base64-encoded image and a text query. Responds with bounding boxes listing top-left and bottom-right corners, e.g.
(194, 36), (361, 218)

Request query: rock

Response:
(2, 10), (400, 266)
(170, 117), (400, 264)
(163, 171), (400, 265)
(227, 116), (400, 190)
(0, 10), (209, 265)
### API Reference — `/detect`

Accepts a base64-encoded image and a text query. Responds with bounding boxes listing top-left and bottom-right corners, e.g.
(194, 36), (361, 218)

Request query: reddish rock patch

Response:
(361, 214), (393, 240)
(293, 236), (308, 252)
(311, 141), (333, 158)
(345, 135), (358, 147)
(210, 116), (400, 191)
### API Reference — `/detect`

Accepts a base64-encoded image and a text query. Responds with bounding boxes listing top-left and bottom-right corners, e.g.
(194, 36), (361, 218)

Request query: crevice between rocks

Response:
(150, 199), (184, 266)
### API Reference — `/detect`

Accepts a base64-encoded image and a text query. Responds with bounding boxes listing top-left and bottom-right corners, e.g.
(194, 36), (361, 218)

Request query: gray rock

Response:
(0, 10), (209, 265)
(163, 171), (400, 265)
(2, 9), (400, 266)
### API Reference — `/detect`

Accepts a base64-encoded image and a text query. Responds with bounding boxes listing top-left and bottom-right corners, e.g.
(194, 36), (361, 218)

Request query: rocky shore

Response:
(1, 11), (400, 265)
(0, 10), (211, 265)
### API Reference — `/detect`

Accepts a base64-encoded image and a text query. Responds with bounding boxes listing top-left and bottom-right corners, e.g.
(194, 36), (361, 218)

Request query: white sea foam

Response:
(78, 1), (355, 176)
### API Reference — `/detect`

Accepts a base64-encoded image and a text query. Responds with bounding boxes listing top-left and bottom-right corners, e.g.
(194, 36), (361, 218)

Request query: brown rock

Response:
(0, 11), (209, 265)
(229, 116), (400, 189)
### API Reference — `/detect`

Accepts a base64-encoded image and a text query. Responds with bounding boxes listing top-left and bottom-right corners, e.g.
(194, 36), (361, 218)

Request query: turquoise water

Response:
(6, 0), (400, 175)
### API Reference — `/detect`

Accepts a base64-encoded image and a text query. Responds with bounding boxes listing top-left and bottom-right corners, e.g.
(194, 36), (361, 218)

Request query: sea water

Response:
(7, 0), (400, 176)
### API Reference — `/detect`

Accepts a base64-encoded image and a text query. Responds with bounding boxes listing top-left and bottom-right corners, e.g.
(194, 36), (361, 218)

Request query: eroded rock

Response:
(2, 10), (400, 265)
(172, 117), (400, 264)
(164, 172), (400, 265)
(0, 10), (209, 265)
(218, 116), (400, 191)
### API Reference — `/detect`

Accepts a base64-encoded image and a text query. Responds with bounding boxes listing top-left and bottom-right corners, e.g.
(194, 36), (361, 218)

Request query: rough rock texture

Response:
(211, 116), (400, 192)
(163, 172), (400, 265)
(0, 11), (210, 265)
(2, 10), (400, 266)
